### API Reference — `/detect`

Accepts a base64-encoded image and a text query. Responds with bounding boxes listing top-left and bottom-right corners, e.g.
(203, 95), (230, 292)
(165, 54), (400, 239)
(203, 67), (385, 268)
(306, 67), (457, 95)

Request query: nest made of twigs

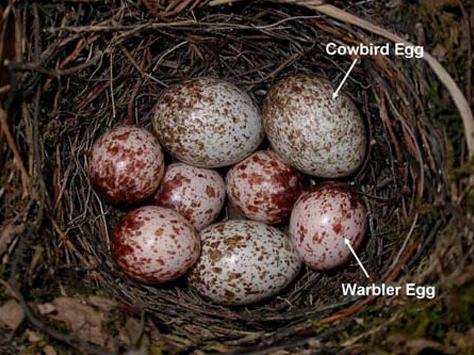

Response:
(2, 0), (472, 354)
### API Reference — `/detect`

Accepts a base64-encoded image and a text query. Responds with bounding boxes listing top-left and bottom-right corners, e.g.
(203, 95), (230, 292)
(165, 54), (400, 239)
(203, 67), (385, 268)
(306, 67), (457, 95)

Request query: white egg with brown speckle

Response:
(188, 220), (301, 305)
(87, 125), (165, 205)
(262, 75), (366, 177)
(112, 206), (200, 283)
(289, 182), (367, 270)
(154, 163), (226, 231)
(153, 78), (264, 168)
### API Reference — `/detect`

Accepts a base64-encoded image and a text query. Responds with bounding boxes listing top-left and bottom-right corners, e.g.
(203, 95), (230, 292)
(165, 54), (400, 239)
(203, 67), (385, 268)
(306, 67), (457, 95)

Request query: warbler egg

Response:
(112, 206), (200, 283)
(154, 163), (226, 231)
(289, 182), (367, 270)
(88, 125), (164, 205)
(226, 150), (304, 224)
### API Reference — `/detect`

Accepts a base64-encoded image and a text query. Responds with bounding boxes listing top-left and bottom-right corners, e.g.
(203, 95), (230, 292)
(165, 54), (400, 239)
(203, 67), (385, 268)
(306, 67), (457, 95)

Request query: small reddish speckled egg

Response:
(289, 182), (367, 270)
(112, 206), (200, 283)
(88, 125), (165, 205)
(154, 163), (226, 231)
(153, 78), (264, 168)
(188, 220), (301, 305)
(263, 75), (367, 178)
(226, 150), (304, 224)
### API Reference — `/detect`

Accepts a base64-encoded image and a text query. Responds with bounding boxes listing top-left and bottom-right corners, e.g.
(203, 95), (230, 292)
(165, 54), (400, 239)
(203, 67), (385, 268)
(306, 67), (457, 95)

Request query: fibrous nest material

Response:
(1, 0), (473, 354)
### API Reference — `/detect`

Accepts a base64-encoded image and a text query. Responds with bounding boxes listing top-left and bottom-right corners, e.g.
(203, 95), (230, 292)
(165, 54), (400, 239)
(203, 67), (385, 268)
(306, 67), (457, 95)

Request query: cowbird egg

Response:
(153, 78), (264, 168)
(88, 125), (165, 205)
(226, 150), (304, 224)
(289, 182), (367, 270)
(188, 220), (301, 305)
(154, 163), (226, 231)
(112, 206), (200, 283)
(262, 75), (366, 178)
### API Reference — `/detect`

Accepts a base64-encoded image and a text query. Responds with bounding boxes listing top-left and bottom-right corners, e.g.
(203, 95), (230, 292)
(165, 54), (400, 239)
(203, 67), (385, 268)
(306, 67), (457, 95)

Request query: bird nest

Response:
(1, 0), (473, 354)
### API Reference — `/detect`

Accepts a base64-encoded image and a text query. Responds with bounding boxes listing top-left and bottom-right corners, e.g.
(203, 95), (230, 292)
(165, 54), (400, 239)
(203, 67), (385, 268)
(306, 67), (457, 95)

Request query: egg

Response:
(289, 182), (367, 270)
(188, 220), (301, 305)
(226, 150), (304, 224)
(153, 78), (264, 168)
(154, 163), (226, 231)
(112, 206), (200, 283)
(88, 125), (165, 205)
(262, 75), (367, 178)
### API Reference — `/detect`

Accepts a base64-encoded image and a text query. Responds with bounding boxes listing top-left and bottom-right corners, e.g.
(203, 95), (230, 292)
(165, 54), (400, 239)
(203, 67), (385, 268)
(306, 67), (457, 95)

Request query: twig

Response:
(0, 107), (31, 196)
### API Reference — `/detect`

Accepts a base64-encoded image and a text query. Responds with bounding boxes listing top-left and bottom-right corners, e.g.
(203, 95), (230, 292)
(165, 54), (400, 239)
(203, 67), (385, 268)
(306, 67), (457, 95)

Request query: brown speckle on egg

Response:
(188, 220), (301, 305)
(262, 75), (367, 178)
(153, 78), (264, 168)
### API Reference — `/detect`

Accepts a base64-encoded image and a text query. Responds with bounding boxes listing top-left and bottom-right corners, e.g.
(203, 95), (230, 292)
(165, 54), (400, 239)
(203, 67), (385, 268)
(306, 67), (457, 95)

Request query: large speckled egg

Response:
(226, 150), (304, 224)
(289, 182), (367, 270)
(154, 163), (226, 231)
(153, 78), (264, 168)
(188, 220), (301, 305)
(112, 206), (200, 283)
(262, 75), (367, 178)
(88, 125), (165, 205)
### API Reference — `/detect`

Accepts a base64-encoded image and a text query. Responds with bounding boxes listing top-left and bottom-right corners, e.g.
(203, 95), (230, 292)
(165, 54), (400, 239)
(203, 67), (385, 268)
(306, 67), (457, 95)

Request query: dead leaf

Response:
(88, 295), (117, 312)
(25, 329), (42, 343)
(419, 0), (458, 7)
(126, 317), (144, 346)
(0, 224), (24, 258)
(467, 328), (474, 344)
(38, 297), (110, 347)
(0, 299), (24, 330)
(43, 345), (57, 355)
(406, 338), (443, 352)
(37, 302), (56, 315)
(124, 348), (147, 355)
(432, 44), (448, 62)
(453, 264), (474, 287)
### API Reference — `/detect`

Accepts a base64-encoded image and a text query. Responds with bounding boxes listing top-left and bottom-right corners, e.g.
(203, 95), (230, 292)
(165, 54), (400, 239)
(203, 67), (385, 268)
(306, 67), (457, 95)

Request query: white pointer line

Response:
(344, 238), (370, 279)
(332, 58), (358, 99)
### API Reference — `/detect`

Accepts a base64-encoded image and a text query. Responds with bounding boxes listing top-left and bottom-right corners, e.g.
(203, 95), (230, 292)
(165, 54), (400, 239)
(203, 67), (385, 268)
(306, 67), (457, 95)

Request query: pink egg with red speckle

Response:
(226, 150), (304, 224)
(112, 206), (200, 283)
(289, 182), (367, 270)
(88, 125), (165, 205)
(154, 163), (226, 231)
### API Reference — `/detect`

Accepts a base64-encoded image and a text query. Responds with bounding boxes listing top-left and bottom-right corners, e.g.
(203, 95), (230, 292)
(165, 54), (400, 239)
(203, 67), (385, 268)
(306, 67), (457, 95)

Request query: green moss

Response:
(149, 346), (164, 355)
(308, 318), (331, 335)
(467, 190), (474, 213)
(446, 283), (474, 324)
(391, 303), (444, 339)
(449, 156), (474, 181)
